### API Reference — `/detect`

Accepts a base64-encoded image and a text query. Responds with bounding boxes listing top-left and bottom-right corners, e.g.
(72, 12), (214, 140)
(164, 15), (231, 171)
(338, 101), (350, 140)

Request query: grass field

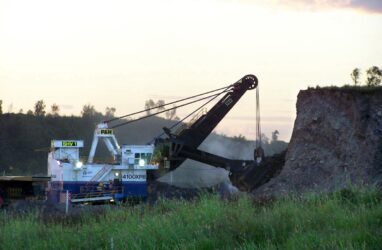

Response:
(0, 188), (381, 249)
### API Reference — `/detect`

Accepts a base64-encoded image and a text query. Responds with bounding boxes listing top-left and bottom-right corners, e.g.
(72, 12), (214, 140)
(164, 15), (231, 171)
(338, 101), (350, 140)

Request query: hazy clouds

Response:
(278, 0), (382, 13)
(346, 0), (382, 12)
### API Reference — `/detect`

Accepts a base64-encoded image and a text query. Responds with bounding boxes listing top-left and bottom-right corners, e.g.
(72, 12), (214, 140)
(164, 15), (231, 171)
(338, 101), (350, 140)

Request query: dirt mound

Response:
(254, 87), (382, 197)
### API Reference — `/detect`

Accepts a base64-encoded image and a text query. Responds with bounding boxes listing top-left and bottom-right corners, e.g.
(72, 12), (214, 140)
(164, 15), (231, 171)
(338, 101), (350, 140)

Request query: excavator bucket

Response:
(229, 151), (286, 192)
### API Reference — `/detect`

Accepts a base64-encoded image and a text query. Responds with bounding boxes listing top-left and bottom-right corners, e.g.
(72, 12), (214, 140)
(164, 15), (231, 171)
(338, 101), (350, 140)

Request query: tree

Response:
(232, 134), (247, 142)
(144, 99), (155, 115)
(51, 103), (60, 117)
(82, 104), (97, 117)
(156, 100), (165, 112)
(105, 107), (116, 119)
(271, 130), (279, 142)
(26, 110), (33, 115)
(0, 100), (2, 115)
(350, 68), (361, 85)
(144, 99), (167, 116)
(34, 100), (46, 116)
(366, 66), (382, 86)
(165, 105), (177, 120)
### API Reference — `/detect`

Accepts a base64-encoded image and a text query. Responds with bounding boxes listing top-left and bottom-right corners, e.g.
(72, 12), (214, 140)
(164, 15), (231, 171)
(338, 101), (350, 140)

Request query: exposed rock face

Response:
(254, 87), (382, 196)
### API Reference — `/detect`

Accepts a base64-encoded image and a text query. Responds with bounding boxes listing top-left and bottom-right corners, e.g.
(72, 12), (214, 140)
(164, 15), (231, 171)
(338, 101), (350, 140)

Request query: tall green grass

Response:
(0, 188), (381, 249)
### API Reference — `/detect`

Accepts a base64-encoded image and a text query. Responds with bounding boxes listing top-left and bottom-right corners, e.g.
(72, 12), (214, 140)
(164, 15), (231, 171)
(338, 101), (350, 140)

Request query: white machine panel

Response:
(122, 145), (156, 169)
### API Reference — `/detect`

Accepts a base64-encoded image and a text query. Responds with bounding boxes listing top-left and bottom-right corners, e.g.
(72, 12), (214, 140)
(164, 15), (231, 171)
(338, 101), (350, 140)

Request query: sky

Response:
(1, 0), (381, 141)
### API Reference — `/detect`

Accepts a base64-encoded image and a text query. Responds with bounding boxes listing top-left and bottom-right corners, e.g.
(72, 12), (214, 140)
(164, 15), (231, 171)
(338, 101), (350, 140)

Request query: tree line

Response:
(0, 100), (118, 120)
(144, 99), (179, 120)
(350, 66), (382, 86)
(0, 98), (180, 122)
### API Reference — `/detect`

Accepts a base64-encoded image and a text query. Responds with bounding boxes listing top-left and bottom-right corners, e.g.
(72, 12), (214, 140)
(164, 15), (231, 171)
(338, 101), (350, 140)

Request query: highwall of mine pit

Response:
(254, 87), (382, 197)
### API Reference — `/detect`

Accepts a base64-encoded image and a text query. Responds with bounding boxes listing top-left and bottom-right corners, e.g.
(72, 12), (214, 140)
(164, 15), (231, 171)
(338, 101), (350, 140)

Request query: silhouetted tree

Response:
(144, 99), (168, 116)
(26, 110), (33, 115)
(232, 134), (247, 142)
(350, 68), (361, 85)
(81, 104), (102, 120)
(51, 103), (60, 117)
(366, 66), (382, 86)
(165, 105), (177, 120)
(144, 99), (155, 115)
(0, 100), (2, 115)
(271, 130), (279, 142)
(156, 100), (165, 112)
(34, 100), (46, 116)
(105, 107), (116, 119)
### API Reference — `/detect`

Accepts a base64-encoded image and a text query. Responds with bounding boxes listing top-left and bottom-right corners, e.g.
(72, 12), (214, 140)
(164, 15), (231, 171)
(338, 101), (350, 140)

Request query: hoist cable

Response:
(256, 86), (261, 148)
(111, 90), (229, 129)
(147, 86), (231, 144)
(105, 84), (233, 123)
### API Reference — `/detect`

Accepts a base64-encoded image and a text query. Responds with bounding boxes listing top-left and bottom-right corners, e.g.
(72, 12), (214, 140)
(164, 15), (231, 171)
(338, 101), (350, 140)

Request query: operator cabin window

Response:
(134, 153), (140, 165)
(134, 153), (153, 165)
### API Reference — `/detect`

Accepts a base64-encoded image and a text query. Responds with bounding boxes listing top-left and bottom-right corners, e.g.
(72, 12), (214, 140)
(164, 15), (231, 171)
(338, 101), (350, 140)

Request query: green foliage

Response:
(151, 141), (170, 164)
(0, 114), (97, 175)
(156, 100), (165, 112)
(307, 84), (382, 94)
(165, 105), (177, 120)
(232, 134), (247, 142)
(366, 66), (382, 87)
(351, 68), (361, 85)
(104, 107), (116, 120)
(34, 100), (46, 117)
(50, 104), (60, 117)
(144, 99), (177, 120)
(0, 108), (286, 175)
(0, 189), (381, 249)
(271, 130), (279, 142)
(0, 113), (178, 175)
(144, 99), (156, 115)
(81, 104), (103, 120)
(313, 66), (381, 88)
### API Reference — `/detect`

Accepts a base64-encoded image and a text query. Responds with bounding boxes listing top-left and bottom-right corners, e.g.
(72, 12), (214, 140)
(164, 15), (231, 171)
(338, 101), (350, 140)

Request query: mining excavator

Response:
(151, 74), (269, 192)
(106, 74), (273, 192)
(45, 74), (281, 204)
(1, 74), (281, 206)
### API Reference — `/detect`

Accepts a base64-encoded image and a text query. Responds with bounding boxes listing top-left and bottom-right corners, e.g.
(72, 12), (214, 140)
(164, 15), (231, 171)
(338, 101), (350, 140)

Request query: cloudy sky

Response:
(1, 0), (381, 141)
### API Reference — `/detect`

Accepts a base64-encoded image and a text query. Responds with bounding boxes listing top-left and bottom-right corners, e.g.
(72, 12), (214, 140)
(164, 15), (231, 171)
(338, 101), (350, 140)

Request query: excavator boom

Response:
(155, 74), (269, 191)
(173, 75), (258, 149)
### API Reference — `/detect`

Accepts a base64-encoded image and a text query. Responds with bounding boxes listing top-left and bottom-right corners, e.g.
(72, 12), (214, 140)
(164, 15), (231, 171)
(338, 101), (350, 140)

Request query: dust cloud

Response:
(158, 135), (254, 189)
